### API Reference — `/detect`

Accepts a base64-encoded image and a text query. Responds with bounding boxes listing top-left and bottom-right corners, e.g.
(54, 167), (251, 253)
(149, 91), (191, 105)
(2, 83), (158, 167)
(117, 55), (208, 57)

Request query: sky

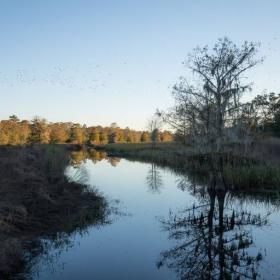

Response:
(0, 0), (280, 130)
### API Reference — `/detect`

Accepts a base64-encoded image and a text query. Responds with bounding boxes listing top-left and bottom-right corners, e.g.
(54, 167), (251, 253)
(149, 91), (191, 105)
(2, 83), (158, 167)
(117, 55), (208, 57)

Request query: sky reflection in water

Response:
(33, 155), (280, 280)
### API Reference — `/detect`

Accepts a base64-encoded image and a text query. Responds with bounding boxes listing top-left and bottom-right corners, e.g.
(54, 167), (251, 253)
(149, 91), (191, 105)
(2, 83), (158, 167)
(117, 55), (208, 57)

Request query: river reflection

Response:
(146, 163), (163, 193)
(28, 150), (280, 279)
(70, 149), (121, 167)
(14, 185), (111, 280)
(157, 173), (269, 279)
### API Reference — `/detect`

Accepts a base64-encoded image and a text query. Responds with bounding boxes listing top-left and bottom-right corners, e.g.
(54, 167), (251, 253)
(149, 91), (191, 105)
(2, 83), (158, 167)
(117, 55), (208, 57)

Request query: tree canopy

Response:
(0, 117), (173, 146)
(159, 38), (265, 152)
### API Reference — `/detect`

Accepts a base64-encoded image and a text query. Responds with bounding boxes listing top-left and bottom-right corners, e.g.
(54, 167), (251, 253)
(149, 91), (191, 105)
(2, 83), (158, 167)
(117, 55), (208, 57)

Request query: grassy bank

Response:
(104, 141), (187, 152)
(101, 141), (280, 189)
(0, 145), (108, 278)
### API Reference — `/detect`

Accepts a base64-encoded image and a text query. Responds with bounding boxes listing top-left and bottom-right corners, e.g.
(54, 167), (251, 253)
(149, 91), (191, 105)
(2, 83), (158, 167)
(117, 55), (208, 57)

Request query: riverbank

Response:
(0, 145), (108, 278)
(98, 140), (280, 189)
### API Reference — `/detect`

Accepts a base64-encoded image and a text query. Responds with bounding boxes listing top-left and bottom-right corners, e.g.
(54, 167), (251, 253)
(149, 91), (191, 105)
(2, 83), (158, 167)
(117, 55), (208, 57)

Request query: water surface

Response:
(31, 156), (280, 280)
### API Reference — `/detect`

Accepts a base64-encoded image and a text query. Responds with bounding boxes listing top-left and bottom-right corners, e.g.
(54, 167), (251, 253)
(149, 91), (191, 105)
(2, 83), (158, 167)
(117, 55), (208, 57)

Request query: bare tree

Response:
(160, 38), (262, 153)
(147, 114), (162, 149)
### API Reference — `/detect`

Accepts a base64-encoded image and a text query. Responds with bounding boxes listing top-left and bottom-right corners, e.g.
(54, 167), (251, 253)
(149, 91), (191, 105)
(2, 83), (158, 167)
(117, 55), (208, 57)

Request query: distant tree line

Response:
(0, 117), (173, 145)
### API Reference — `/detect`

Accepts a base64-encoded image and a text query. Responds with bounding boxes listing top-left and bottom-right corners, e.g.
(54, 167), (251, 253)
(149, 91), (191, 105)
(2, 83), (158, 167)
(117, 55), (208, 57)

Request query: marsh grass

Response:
(0, 145), (108, 278)
(224, 164), (280, 189)
(102, 141), (280, 190)
(40, 145), (70, 182)
(103, 141), (188, 153)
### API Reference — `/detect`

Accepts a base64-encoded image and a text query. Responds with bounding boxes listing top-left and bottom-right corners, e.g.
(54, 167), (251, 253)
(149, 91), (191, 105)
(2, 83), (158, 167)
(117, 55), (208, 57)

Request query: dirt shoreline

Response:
(0, 145), (107, 278)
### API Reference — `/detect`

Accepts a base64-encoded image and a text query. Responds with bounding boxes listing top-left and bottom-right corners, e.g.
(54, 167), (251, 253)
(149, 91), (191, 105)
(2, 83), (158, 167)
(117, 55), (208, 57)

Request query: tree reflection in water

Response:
(157, 172), (269, 280)
(69, 149), (121, 167)
(17, 149), (122, 280)
(146, 163), (163, 193)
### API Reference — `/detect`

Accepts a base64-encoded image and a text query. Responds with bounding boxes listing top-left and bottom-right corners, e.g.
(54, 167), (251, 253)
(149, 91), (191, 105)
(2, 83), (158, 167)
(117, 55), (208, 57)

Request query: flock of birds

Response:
(0, 37), (279, 92)
(0, 64), (115, 91)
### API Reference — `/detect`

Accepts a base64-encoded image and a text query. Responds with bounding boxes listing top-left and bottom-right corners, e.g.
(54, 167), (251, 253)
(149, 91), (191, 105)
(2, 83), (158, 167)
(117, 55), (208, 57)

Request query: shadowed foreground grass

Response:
(0, 145), (108, 279)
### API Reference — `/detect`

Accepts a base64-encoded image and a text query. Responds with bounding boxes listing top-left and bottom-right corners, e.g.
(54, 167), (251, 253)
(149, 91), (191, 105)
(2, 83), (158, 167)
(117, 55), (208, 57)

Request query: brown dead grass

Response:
(0, 145), (107, 278)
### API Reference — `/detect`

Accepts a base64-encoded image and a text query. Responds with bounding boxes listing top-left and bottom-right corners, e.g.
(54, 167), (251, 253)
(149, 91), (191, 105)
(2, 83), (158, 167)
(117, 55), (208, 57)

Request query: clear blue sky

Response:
(0, 0), (280, 129)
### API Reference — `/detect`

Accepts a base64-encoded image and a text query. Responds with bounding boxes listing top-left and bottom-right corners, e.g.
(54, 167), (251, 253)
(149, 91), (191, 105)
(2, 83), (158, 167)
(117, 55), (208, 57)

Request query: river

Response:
(29, 155), (280, 280)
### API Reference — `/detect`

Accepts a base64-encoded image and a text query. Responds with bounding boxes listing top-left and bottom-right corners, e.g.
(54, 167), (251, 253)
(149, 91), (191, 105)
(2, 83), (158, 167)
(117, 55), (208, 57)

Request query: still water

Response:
(31, 156), (280, 280)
